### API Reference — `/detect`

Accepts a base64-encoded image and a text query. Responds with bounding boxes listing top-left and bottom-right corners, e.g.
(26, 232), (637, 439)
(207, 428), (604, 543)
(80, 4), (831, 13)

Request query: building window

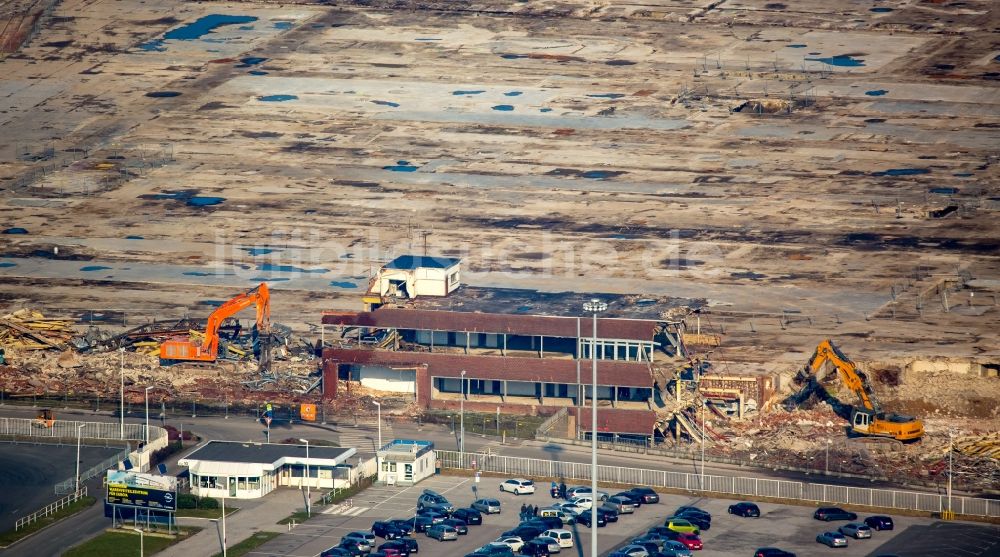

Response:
(238, 477), (247, 490)
(248, 477), (260, 490)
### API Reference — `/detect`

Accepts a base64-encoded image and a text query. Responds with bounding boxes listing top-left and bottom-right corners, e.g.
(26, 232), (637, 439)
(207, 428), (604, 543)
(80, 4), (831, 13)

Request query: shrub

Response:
(177, 493), (198, 509)
(198, 496), (219, 509)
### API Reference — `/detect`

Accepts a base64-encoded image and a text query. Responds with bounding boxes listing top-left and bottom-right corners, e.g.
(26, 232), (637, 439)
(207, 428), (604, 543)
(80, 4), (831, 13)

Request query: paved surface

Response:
(0, 442), (122, 534)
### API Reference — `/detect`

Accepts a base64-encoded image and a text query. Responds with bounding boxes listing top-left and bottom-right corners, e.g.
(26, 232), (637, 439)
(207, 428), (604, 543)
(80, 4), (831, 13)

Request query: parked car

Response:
(614, 544), (650, 557)
(660, 540), (694, 557)
(425, 524), (458, 541)
(838, 522), (872, 539)
(664, 518), (700, 535)
(415, 508), (448, 524)
(604, 496), (637, 514)
(674, 511), (711, 530)
(471, 543), (515, 556)
(754, 549), (796, 557)
(596, 506), (619, 523)
(614, 491), (644, 507)
(553, 502), (587, 516)
(816, 531), (849, 548)
(661, 531), (702, 550)
(371, 550), (401, 557)
(472, 498), (502, 514)
(417, 489), (455, 514)
(534, 535), (562, 553)
(728, 502), (761, 517)
(814, 507), (858, 521)
(336, 541), (368, 557)
(373, 521), (406, 539)
(377, 540), (413, 557)
(630, 540), (661, 555)
(453, 507), (483, 525)
(386, 519), (415, 536)
(343, 532), (376, 552)
(502, 524), (546, 540)
(575, 509), (606, 528)
(626, 486), (660, 504)
(539, 508), (575, 524)
(675, 505), (710, 518)
(523, 516), (564, 530)
(493, 536), (525, 552)
(520, 539), (552, 557)
(500, 478), (536, 495)
(542, 529), (574, 548)
(442, 517), (469, 535)
(570, 495), (596, 510)
(411, 515), (434, 533)
(321, 548), (352, 557)
(565, 486), (609, 501)
(864, 515), (894, 530)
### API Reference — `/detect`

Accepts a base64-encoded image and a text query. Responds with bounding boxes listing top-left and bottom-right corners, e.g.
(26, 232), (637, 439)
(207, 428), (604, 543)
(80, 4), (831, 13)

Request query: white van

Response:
(542, 529), (574, 548)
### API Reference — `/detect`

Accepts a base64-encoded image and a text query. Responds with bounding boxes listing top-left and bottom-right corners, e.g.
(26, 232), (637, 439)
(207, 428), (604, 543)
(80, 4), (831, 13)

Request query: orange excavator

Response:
(788, 340), (923, 442)
(160, 283), (272, 372)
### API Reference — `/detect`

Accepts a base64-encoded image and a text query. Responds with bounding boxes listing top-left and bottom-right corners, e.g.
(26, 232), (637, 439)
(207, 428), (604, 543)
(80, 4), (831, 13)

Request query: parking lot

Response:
(248, 474), (1000, 557)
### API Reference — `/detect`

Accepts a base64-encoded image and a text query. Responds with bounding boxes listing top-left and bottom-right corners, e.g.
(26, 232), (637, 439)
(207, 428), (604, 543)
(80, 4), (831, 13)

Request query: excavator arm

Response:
(809, 340), (880, 413)
(160, 283), (270, 365)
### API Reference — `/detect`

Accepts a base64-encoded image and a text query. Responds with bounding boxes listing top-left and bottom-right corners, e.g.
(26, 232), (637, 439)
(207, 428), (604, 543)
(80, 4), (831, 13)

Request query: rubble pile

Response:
(0, 309), (73, 350)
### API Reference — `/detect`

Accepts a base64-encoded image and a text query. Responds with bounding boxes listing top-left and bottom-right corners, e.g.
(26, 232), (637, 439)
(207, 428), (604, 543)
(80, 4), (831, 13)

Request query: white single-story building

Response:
(367, 255), (461, 300)
(377, 440), (435, 487)
(178, 441), (357, 499)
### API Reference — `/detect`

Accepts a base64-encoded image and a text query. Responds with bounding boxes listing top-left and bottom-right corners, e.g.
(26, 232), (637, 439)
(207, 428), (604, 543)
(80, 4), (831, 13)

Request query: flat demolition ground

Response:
(0, 2), (998, 441)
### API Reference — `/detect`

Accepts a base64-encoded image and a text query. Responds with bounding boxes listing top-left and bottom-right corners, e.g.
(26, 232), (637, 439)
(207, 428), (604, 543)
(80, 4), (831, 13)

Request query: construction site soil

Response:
(0, 0), (998, 493)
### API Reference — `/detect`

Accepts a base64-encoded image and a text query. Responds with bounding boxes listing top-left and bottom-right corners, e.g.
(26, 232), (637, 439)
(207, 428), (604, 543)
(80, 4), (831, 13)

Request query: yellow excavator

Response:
(789, 340), (924, 442)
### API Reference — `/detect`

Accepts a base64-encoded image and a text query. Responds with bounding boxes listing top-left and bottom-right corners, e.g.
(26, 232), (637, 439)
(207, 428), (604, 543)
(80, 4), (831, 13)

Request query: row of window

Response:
(193, 474), (261, 490)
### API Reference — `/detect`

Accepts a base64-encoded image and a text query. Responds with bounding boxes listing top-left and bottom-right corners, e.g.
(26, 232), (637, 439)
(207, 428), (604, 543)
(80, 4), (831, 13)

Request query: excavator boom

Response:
(798, 339), (923, 442)
(160, 283), (270, 368)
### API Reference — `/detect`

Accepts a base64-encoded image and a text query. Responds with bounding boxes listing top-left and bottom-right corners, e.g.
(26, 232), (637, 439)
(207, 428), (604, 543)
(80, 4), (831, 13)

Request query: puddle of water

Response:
(81, 265), (112, 272)
(953, 172), (973, 177)
(492, 105), (514, 111)
(259, 94), (298, 102)
(146, 91), (182, 98)
(186, 197), (225, 207)
(452, 90), (485, 96)
(731, 271), (766, 280)
(415, 37), (442, 41)
(864, 118), (886, 123)
(805, 55), (866, 67)
(515, 305), (533, 313)
(872, 168), (931, 177)
(0, 262), (16, 268)
(383, 163), (419, 172)
(929, 187), (958, 194)
(138, 40), (166, 52)
(164, 14), (258, 40)
(3, 227), (28, 234)
(199, 300), (225, 307)
(249, 70), (269, 76)
(870, 7), (893, 12)
(183, 271), (214, 276)
(865, 90), (888, 96)
(126, 235), (144, 240)
(250, 276), (289, 282)
(540, 108), (553, 113)
(606, 59), (636, 66)
(587, 93), (625, 99)
(504, 91), (523, 97)
(330, 281), (358, 288)
(273, 21), (293, 30)
(500, 54), (527, 59)
(371, 100), (400, 107)
(241, 247), (277, 256)
(257, 263), (329, 274)
(582, 170), (624, 179)
(236, 56), (268, 67)
(787, 44), (807, 48)
(238, 25), (254, 31)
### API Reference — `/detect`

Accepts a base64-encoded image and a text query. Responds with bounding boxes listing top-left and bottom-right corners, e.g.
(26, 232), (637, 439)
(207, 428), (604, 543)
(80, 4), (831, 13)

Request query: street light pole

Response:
(583, 298), (606, 557)
(700, 400), (705, 487)
(76, 423), (85, 492)
(373, 401), (382, 450)
(119, 347), (125, 439)
(144, 386), (153, 448)
(460, 370), (466, 455)
(825, 438), (832, 474)
(947, 431), (954, 513)
(299, 438), (311, 517)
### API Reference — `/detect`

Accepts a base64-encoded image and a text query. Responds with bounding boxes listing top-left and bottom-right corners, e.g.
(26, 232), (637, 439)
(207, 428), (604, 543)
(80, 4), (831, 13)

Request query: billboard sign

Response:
(106, 470), (178, 511)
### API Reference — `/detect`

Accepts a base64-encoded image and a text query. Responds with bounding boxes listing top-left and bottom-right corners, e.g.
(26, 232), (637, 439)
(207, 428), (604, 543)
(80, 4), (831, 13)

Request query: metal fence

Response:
(54, 447), (131, 495)
(437, 450), (1000, 518)
(14, 487), (87, 531)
